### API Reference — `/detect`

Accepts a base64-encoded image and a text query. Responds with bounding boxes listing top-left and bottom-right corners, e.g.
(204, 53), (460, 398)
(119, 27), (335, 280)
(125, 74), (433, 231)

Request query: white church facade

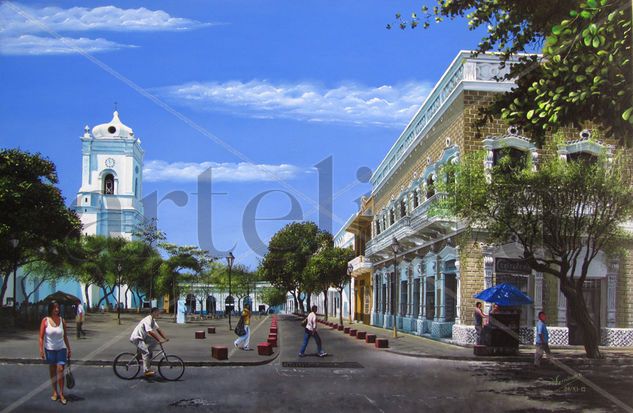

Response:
(75, 111), (146, 307)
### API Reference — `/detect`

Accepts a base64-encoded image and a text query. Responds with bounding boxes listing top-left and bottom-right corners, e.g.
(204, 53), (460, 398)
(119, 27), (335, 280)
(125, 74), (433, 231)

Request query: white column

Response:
(406, 265), (412, 317)
(417, 262), (424, 319)
(607, 258), (619, 328)
(421, 269), (427, 319)
(533, 271), (543, 325)
(557, 279), (567, 326)
(455, 247), (461, 325)
(435, 256), (441, 322)
(483, 246), (494, 314)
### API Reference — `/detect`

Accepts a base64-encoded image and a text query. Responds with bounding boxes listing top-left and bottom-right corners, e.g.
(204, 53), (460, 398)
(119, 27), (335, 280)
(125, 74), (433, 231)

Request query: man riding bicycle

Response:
(130, 307), (169, 377)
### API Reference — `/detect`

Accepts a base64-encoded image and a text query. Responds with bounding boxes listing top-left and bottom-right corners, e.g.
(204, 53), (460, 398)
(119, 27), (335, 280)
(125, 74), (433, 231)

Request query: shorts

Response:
(45, 348), (67, 365)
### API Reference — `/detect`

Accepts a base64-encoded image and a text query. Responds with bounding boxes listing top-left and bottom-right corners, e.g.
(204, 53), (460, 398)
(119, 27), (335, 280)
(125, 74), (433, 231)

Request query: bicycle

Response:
(113, 342), (185, 381)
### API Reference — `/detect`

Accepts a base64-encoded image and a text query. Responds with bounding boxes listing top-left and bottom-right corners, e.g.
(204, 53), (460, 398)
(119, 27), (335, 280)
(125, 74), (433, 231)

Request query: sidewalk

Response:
(0, 312), (278, 366)
(316, 316), (633, 365)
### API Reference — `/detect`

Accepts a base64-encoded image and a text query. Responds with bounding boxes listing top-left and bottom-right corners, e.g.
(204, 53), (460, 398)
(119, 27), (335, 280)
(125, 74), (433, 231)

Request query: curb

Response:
(382, 349), (633, 365)
(0, 351), (280, 367)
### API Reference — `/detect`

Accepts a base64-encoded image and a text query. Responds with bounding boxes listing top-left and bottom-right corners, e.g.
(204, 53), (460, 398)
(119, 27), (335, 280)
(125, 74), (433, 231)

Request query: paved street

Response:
(1, 315), (632, 412)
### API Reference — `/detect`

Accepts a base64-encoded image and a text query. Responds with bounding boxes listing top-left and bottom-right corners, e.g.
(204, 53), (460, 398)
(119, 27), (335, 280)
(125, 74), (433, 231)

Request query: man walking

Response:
(75, 301), (86, 339)
(299, 305), (327, 358)
(534, 311), (551, 366)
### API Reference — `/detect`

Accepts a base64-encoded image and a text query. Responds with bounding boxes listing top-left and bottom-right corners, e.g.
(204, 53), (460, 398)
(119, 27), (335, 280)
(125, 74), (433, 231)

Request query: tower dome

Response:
(92, 111), (135, 139)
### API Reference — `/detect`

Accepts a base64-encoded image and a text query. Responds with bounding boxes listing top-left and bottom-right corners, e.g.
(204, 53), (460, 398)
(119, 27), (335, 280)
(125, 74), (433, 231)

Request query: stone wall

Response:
(617, 247), (633, 328)
(458, 241), (484, 324)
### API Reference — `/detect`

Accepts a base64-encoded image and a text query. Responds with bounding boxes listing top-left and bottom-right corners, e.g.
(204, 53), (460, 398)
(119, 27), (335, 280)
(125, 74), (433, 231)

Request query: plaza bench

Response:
(195, 331), (205, 339)
(365, 334), (376, 344)
(356, 331), (366, 340)
(270, 327), (278, 334)
(338, 325), (344, 331)
(344, 327), (350, 334)
(349, 329), (357, 337)
(207, 327), (216, 334)
(267, 335), (277, 347)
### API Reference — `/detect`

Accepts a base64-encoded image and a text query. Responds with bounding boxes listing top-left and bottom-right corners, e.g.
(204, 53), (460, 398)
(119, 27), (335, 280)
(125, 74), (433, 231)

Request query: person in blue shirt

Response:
(534, 311), (551, 366)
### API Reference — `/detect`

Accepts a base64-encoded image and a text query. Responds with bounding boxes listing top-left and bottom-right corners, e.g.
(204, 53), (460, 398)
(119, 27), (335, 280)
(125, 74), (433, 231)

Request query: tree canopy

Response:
(390, 0), (632, 144)
(437, 147), (633, 357)
(0, 149), (81, 305)
(259, 222), (332, 313)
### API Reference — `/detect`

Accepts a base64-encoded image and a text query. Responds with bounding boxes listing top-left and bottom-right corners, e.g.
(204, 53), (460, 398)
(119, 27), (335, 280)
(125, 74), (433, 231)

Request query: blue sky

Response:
(0, 1), (482, 268)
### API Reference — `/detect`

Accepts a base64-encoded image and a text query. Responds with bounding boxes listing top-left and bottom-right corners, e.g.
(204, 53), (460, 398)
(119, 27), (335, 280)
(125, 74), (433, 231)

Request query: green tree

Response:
(133, 217), (167, 301)
(260, 222), (331, 314)
(307, 246), (355, 326)
(157, 243), (207, 320)
(259, 286), (287, 309)
(437, 148), (633, 358)
(391, 0), (633, 144)
(0, 149), (81, 308)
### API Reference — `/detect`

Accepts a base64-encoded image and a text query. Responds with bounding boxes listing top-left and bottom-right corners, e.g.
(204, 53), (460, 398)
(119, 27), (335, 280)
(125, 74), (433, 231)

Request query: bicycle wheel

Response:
(113, 352), (141, 380)
(158, 355), (185, 381)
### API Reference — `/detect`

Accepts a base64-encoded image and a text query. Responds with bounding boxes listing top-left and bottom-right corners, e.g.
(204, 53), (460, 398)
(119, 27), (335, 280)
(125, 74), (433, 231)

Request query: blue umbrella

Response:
(474, 283), (533, 306)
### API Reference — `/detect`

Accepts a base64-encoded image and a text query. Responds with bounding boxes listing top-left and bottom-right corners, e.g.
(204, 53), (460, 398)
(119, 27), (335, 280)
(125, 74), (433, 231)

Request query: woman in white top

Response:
(39, 301), (72, 405)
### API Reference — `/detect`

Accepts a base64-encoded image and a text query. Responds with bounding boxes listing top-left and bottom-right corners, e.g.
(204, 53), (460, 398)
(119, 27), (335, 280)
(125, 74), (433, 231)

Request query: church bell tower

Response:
(75, 111), (144, 239)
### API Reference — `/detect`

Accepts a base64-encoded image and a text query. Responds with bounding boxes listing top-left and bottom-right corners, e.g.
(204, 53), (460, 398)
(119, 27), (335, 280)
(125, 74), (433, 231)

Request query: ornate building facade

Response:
(339, 51), (633, 347)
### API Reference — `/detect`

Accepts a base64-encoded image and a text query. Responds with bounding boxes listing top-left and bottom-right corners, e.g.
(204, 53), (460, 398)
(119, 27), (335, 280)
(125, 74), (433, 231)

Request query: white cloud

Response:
(0, 3), (210, 35)
(0, 3), (211, 55)
(144, 160), (305, 183)
(159, 80), (432, 127)
(0, 34), (135, 55)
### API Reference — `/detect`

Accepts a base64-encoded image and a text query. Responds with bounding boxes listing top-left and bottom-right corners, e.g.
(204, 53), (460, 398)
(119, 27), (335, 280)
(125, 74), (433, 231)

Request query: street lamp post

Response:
(347, 263), (353, 322)
(117, 263), (122, 325)
(391, 237), (400, 338)
(10, 238), (19, 319)
(226, 252), (235, 330)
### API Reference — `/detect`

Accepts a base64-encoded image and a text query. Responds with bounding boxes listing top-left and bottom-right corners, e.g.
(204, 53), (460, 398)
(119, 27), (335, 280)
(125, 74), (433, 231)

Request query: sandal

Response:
(51, 394), (58, 401)
(59, 396), (67, 405)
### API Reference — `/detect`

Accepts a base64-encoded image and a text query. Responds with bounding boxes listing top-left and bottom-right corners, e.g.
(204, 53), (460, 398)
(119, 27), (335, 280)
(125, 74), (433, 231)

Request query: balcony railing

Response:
(348, 255), (373, 274)
(366, 193), (449, 256)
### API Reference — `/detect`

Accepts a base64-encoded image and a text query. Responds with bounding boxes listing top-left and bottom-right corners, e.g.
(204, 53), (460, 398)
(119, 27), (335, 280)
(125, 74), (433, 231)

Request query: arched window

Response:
(104, 174), (115, 195)
(400, 199), (406, 218)
(567, 151), (598, 164)
(426, 175), (435, 199)
(413, 190), (419, 209)
(389, 209), (395, 225)
(493, 147), (528, 172)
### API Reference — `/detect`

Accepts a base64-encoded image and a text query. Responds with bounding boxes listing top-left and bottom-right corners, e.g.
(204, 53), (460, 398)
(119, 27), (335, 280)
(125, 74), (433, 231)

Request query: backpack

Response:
(234, 316), (246, 337)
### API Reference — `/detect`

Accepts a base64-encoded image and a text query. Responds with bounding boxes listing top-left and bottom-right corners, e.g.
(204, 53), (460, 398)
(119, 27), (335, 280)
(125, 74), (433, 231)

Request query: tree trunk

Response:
(84, 284), (91, 311)
(323, 291), (329, 321)
(298, 296), (305, 314)
(565, 286), (602, 359)
(306, 291), (312, 312)
(339, 289), (344, 327)
(291, 291), (299, 314)
(0, 273), (9, 304)
(124, 285), (130, 310)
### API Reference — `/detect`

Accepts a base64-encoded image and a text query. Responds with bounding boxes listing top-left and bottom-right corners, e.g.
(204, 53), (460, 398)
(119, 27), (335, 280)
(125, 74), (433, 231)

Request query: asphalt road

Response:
(0, 316), (629, 413)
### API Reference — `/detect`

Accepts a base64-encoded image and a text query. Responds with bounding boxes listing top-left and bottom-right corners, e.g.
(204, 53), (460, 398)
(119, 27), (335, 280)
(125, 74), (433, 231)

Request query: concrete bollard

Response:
(356, 331), (366, 340)
(211, 346), (228, 360)
(207, 327), (216, 334)
(195, 331), (206, 339)
(375, 338), (389, 348)
(258, 342), (273, 356)
(349, 329), (357, 337)
(344, 327), (350, 334)
(365, 334), (376, 344)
